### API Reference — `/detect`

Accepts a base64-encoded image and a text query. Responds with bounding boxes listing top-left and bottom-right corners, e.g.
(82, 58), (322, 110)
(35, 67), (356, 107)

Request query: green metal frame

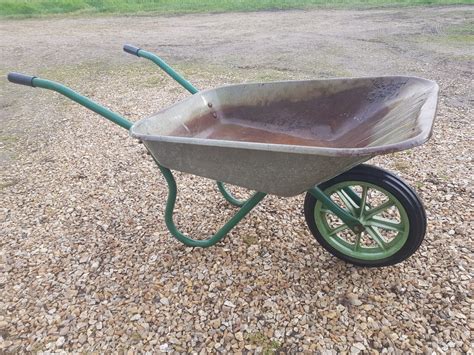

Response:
(308, 187), (363, 231)
(12, 64), (365, 246)
(134, 48), (248, 207)
(157, 161), (266, 247)
(32, 78), (133, 130)
(28, 77), (266, 246)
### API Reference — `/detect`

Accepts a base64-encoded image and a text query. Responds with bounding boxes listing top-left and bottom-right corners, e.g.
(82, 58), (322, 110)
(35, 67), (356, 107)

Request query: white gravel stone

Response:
(56, 337), (65, 347)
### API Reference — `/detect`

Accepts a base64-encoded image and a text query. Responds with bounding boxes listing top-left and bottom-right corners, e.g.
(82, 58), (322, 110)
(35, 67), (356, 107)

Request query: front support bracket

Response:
(308, 187), (364, 232)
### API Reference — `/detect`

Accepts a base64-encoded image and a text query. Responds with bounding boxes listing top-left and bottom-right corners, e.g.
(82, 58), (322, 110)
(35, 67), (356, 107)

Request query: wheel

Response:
(304, 164), (426, 267)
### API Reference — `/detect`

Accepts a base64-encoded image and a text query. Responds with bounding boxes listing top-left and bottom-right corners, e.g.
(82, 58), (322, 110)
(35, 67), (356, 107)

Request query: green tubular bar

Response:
(9, 73), (362, 246)
(32, 78), (133, 130)
(216, 182), (247, 207)
(343, 187), (362, 206)
(133, 47), (248, 207)
(308, 187), (364, 231)
(13, 75), (264, 246)
(136, 49), (199, 94)
(157, 161), (266, 247)
(216, 182), (246, 207)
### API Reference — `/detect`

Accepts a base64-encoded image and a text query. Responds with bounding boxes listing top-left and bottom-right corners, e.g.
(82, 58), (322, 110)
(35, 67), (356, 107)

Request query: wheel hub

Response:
(351, 224), (366, 234)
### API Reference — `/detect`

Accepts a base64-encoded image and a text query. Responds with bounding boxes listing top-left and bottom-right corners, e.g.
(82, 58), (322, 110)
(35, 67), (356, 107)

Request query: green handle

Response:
(123, 44), (198, 94)
(8, 73), (133, 130)
(8, 72), (36, 87)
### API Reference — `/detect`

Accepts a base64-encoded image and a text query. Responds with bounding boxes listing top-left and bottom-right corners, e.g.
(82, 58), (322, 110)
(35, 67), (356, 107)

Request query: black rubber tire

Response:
(304, 164), (426, 267)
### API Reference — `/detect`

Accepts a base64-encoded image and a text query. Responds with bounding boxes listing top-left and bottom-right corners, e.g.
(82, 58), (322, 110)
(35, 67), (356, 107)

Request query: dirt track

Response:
(1, 6), (472, 165)
(1, 6), (473, 353)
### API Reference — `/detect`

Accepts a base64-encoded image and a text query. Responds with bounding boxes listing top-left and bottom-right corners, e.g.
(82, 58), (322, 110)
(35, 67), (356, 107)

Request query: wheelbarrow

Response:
(7, 44), (439, 267)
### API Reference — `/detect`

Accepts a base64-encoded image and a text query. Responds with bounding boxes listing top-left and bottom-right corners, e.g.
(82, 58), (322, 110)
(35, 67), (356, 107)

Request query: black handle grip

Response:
(123, 44), (141, 56)
(8, 72), (36, 87)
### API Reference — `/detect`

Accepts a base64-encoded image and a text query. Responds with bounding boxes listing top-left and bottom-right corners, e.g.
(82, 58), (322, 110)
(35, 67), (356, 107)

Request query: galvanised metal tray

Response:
(131, 76), (438, 196)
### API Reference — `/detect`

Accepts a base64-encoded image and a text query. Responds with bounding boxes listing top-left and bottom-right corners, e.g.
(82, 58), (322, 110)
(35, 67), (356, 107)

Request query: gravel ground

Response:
(1, 6), (473, 353)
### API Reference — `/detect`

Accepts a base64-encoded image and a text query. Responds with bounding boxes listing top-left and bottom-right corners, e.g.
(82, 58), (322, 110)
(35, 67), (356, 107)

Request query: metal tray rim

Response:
(130, 76), (439, 158)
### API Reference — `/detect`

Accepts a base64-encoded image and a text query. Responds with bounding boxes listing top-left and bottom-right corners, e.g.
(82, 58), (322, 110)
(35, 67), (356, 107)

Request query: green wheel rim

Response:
(314, 181), (410, 261)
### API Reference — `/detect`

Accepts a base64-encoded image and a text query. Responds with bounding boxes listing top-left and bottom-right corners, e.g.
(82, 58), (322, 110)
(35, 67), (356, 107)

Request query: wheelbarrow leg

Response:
(216, 182), (249, 207)
(123, 44), (250, 207)
(156, 159), (266, 247)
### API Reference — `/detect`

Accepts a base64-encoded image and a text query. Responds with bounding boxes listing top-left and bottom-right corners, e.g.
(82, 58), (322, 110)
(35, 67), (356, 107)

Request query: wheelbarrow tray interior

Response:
(131, 76), (438, 196)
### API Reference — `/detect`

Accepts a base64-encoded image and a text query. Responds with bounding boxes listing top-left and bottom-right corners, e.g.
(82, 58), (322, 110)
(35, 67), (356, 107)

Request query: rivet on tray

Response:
(207, 102), (213, 108)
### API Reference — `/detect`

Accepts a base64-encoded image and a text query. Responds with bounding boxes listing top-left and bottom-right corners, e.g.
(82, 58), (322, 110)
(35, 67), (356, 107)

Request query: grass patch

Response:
(444, 21), (474, 43)
(0, 179), (19, 189)
(246, 332), (281, 354)
(411, 20), (473, 46)
(243, 234), (258, 246)
(0, 135), (19, 144)
(0, 0), (472, 17)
